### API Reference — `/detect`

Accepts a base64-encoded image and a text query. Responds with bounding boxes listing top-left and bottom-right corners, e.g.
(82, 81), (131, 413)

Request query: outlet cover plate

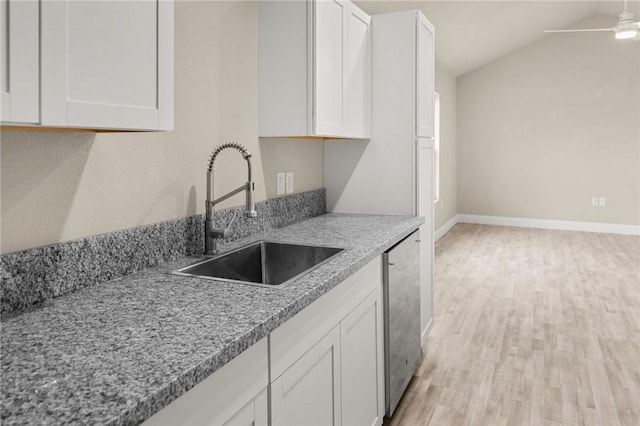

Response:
(286, 172), (294, 194)
(277, 172), (286, 195)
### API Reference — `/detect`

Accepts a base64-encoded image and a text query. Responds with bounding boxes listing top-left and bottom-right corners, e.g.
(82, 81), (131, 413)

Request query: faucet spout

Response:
(204, 142), (258, 255)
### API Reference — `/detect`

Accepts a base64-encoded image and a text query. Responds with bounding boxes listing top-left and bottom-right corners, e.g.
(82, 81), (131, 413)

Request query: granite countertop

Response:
(1, 213), (424, 426)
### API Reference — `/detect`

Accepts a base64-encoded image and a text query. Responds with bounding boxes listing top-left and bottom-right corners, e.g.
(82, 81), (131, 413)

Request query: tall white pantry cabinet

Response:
(325, 10), (436, 340)
(0, 0), (173, 131)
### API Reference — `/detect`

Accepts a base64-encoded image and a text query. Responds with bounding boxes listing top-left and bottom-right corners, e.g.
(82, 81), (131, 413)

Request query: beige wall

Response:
(457, 14), (640, 225)
(0, 1), (324, 254)
(260, 138), (323, 200)
(434, 64), (457, 230)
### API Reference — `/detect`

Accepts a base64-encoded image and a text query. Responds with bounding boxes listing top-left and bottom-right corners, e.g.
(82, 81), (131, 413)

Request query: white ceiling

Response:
(355, 0), (640, 76)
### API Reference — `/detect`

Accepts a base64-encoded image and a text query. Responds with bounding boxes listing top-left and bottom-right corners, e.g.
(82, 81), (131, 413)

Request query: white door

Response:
(314, 0), (347, 136)
(416, 13), (434, 138)
(271, 325), (342, 426)
(40, 0), (173, 130)
(346, 2), (371, 138)
(0, 0), (39, 124)
(417, 138), (434, 339)
(341, 287), (384, 426)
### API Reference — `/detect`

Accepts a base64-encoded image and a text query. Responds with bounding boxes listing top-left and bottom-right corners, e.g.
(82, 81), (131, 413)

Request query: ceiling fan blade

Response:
(544, 28), (614, 33)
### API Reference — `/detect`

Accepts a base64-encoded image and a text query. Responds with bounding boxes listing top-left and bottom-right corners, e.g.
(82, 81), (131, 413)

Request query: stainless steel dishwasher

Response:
(383, 229), (421, 417)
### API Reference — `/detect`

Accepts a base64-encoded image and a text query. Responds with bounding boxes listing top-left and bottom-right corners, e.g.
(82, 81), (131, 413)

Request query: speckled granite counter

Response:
(1, 213), (424, 426)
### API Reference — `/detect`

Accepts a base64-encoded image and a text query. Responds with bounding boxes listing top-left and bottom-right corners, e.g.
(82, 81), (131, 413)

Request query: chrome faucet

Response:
(205, 142), (257, 255)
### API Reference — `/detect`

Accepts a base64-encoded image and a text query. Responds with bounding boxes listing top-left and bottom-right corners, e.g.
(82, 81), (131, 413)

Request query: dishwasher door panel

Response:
(383, 229), (421, 416)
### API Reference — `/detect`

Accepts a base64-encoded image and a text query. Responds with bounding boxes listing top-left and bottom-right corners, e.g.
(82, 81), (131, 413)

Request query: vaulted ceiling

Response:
(355, 0), (640, 76)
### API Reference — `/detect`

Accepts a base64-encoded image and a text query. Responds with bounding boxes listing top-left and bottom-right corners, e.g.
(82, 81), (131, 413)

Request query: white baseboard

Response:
(434, 214), (639, 241)
(456, 214), (640, 236)
(435, 216), (458, 241)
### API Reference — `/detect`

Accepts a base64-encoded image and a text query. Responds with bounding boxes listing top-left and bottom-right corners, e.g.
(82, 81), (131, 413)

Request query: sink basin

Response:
(173, 241), (344, 288)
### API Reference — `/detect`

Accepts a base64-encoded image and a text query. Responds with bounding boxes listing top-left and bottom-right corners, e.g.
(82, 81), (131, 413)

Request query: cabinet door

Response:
(0, 0), (39, 124)
(223, 389), (268, 426)
(272, 325), (342, 426)
(341, 287), (384, 426)
(40, 0), (173, 130)
(346, 1), (371, 138)
(416, 13), (434, 138)
(417, 139), (434, 339)
(314, 0), (347, 137)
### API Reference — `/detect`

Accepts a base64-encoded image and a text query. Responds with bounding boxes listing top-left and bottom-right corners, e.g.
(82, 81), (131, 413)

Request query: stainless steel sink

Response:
(173, 241), (344, 288)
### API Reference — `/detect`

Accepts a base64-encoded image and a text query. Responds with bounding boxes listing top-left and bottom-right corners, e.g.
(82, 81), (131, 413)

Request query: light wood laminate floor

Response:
(388, 224), (640, 426)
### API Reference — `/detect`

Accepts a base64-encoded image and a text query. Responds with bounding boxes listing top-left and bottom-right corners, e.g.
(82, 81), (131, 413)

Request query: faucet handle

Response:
(211, 211), (237, 239)
(226, 211), (238, 229)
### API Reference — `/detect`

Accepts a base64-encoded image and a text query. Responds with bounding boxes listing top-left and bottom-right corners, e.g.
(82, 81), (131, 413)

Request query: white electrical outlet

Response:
(277, 172), (286, 195)
(598, 197), (606, 207)
(286, 172), (294, 194)
(592, 197), (598, 207)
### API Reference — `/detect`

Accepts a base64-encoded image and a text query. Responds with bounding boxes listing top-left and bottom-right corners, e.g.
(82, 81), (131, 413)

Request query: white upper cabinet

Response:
(347, 2), (371, 138)
(417, 13), (435, 138)
(0, 0), (39, 124)
(41, 0), (173, 131)
(1, 0), (173, 131)
(258, 0), (371, 139)
(314, 0), (348, 136)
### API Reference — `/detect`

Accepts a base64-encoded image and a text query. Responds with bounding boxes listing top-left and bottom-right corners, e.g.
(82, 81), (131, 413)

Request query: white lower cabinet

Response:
(341, 287), (384, 426)
(271, 325), (342, 426)
(223, 389), (268, 426)
(144, 256), (386, 426)
(270, 257), (384, 426)
(142, 338), (268, 426)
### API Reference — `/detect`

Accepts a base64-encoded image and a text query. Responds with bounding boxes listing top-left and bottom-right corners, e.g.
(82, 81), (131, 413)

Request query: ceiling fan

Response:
(544, 0), (640, 41)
